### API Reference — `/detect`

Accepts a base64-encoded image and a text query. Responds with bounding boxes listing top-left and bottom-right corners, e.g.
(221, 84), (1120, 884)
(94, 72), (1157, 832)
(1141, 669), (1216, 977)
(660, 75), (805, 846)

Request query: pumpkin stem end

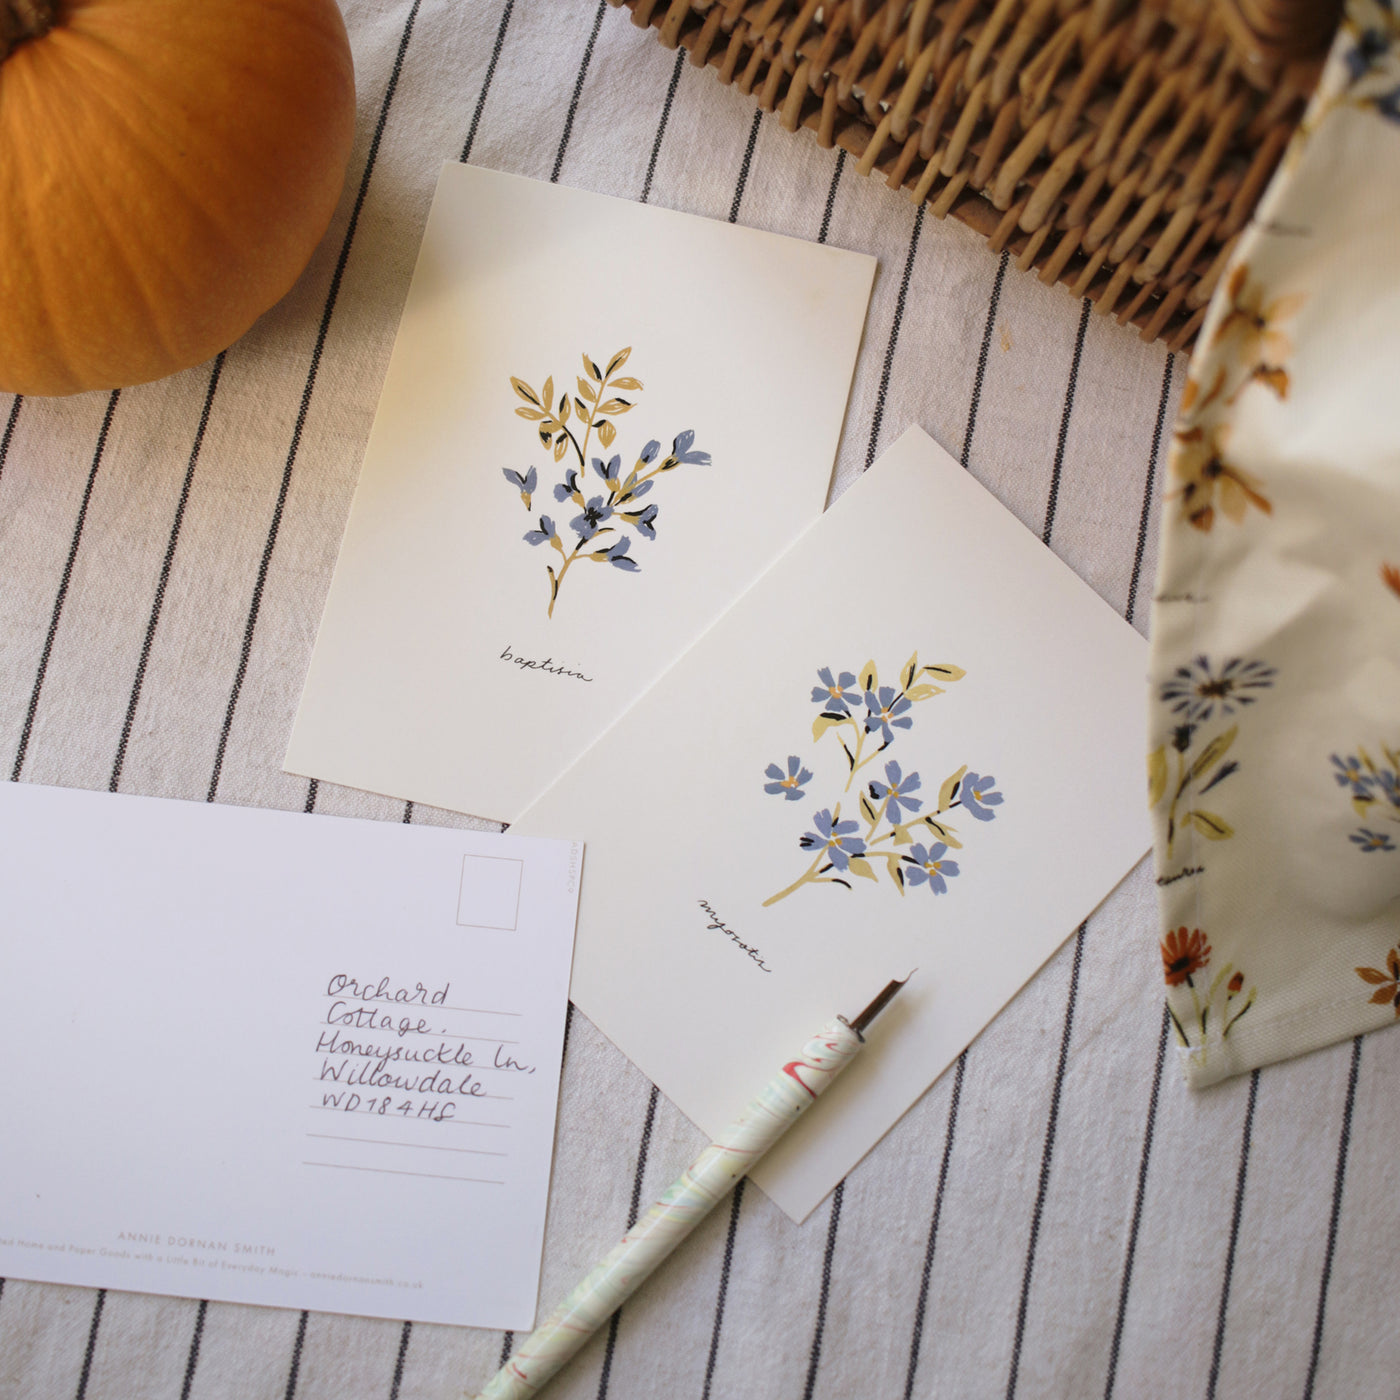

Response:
(0, 0), (56, 64)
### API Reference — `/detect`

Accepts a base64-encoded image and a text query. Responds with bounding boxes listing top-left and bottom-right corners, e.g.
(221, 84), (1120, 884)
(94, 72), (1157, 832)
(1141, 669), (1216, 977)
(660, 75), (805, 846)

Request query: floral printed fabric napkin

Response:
(1149, 0), (1400, 1087)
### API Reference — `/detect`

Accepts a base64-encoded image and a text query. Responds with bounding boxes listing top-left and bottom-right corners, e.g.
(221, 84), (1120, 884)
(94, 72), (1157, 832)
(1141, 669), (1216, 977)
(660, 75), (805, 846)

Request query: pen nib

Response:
(847, 972), (913, 1038)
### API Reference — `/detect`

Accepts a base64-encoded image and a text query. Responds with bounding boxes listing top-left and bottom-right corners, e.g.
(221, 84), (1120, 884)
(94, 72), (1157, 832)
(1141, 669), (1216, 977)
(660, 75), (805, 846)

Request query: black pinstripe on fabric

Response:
(640, 48), (686, 204)
(1303, 1036), (1363, 1400)
(595, 1083), (661, 1400)
(0, 1277), (6, 1305)
(1204, 1068), (1260, 1400)
(388, 1319), (413, 1400)
(109, 355), (225, 793)
(551, 0), (607, 184)
(1124, 354), (1175, 626)
(1041, 299), (1092, 547)
(459, 0), (515, 163)
(728, 109), (763, 224)
(0, 395), (21, 486)
(817, 149), (846, 244)
(960, 251), (1009, 469)
(205, 0), (423, 805)
(74, 1290), (105, 1400)
(800, 1179), (846, 1400)
(862, 206), (925, 473)
(1102, 1003), (1171, 1400)
(497, 1330), (514, 1370)
(699, 1177), (746, 1400)
(1005, 922), (1087, 1400)
(10, 390), (120, 784)
(179, 1300), (208, 1400)
(902, 1050), (968, 1400)
(304, 778), (320, 813)
(283, 1310), (310, 1399)
(402, 800), (414, 822)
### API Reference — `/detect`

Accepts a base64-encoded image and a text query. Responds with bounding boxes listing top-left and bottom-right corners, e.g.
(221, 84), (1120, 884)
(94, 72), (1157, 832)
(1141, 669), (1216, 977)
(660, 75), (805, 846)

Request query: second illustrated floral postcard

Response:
(284, 163), (874, 821)
(514, 427), (1150, 1223)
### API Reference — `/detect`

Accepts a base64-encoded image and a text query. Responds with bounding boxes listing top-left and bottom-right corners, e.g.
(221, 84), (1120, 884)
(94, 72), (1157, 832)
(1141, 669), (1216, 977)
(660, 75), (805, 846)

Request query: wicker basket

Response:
(614, 0), (1341, 350)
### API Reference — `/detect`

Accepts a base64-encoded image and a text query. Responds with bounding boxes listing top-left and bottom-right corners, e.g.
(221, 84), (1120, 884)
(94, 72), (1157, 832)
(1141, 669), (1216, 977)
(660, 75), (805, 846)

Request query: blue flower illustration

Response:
(631, 503), (658, 540)
(591, 454), (623, 484)
(639, 439), (660, 465)
(799, 809), (866, 871)
(1331, 754), (1373, 794)
(864, 686), (913, 743)
(671, 430), (710, 467)
(904, 842), (960, 893)
(625, 478), (654, 500)
(504, 466), (537, 506)
(765, 755), (813, 801)
(811, 667), (860, 715)
(1161, 656), (1276, 723)
(524, 515), (558, 547)
(870, 760), (923, 824)
(1350, 828), (1397, 853)
(960, 772), (1003, 821)
(554, 467), (583, 503)
(571, 497), (613, 541)
(603, 537), (639, 572)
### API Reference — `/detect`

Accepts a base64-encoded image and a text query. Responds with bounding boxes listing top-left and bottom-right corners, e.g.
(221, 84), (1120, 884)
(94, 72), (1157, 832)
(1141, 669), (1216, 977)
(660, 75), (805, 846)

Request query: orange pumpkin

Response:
(0, 0), (355, 396)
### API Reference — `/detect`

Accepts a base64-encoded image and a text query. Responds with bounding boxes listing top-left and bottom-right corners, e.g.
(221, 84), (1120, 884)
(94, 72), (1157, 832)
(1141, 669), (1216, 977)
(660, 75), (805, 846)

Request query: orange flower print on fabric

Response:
(1169, 423), (1272, 533)
(1211, 265), (1307, 401)
(1162, 927), (1255, 1058)
(1356, 946), (1400, 1015)
(1161, 926), (1211, 986)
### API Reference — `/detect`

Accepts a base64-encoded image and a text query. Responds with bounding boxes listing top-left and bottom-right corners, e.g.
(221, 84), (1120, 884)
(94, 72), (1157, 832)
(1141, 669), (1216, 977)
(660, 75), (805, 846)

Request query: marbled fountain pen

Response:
(472, 975), (911, 1400)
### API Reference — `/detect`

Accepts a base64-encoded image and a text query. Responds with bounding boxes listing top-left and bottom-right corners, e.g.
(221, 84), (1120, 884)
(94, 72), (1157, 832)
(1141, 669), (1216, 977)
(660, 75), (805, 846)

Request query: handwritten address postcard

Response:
(514, 427), (1150, 1222)
(0, 783), (581, 1328)
(284, 162), (875, 823)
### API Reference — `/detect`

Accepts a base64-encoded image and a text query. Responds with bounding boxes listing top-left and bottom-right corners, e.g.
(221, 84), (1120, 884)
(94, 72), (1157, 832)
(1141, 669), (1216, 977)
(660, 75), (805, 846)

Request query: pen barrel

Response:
(476, 1017), (862, 1400)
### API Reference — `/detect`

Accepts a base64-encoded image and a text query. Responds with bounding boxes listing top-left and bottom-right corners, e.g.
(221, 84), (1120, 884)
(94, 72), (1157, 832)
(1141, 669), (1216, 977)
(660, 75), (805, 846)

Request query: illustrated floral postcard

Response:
(284, 163), (875, 822)
(513, 427), (1150, 1222)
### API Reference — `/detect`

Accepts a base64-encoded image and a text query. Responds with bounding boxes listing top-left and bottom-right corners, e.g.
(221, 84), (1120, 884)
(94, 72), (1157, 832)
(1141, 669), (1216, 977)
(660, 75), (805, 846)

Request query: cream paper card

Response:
(284, 162), (875, 822)
(0, 782), (581, 1328)
(514, 426), (1149, 1222)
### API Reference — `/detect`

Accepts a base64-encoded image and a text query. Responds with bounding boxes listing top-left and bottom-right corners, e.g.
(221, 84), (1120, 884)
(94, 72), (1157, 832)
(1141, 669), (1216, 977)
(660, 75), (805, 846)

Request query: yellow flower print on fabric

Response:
(1166, 263), (1305, 533)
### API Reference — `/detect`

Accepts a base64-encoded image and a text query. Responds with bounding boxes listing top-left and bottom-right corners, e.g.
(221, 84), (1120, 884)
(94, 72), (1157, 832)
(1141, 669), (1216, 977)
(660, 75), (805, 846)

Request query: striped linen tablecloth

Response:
(0, 3), (1393, 1397)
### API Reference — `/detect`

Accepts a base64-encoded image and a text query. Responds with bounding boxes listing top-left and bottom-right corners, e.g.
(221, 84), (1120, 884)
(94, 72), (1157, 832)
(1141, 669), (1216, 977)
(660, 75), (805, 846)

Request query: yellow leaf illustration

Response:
(577, 377), (596, 403)
(1187, 725), (1236, 784)
(812, 714), (845, 742)
(541, 376), (554, 410)
(553, 436), (567, 462)
(922, 815), (961, 848)
(860, 660), (878, 693)
(905, 683), (943, 702)
(583, 354), (601, 381)
(1148, 746), (1168, 807)
(882, 853), (907, 890)
(1184, 810), (1234, 840)
(515, 406), (546, 421)
(510, 377), (539, 405)
(938, 765), (968, 813)
(922, 664), (966, 682)
(598, 419), (617, 448)
(847, 856), (878, 882)
(606, 347), (632, 375)
(901, 651), (919, 690)
(598, 399), (632, 415)
(860, 792), (878, 824)
(611, 377), (642, 391)
(559, 396), (571, 423)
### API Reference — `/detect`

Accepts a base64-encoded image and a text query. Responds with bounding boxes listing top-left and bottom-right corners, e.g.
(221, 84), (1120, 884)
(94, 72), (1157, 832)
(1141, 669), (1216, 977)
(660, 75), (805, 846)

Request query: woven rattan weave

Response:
(614, 0), (1339, 349)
